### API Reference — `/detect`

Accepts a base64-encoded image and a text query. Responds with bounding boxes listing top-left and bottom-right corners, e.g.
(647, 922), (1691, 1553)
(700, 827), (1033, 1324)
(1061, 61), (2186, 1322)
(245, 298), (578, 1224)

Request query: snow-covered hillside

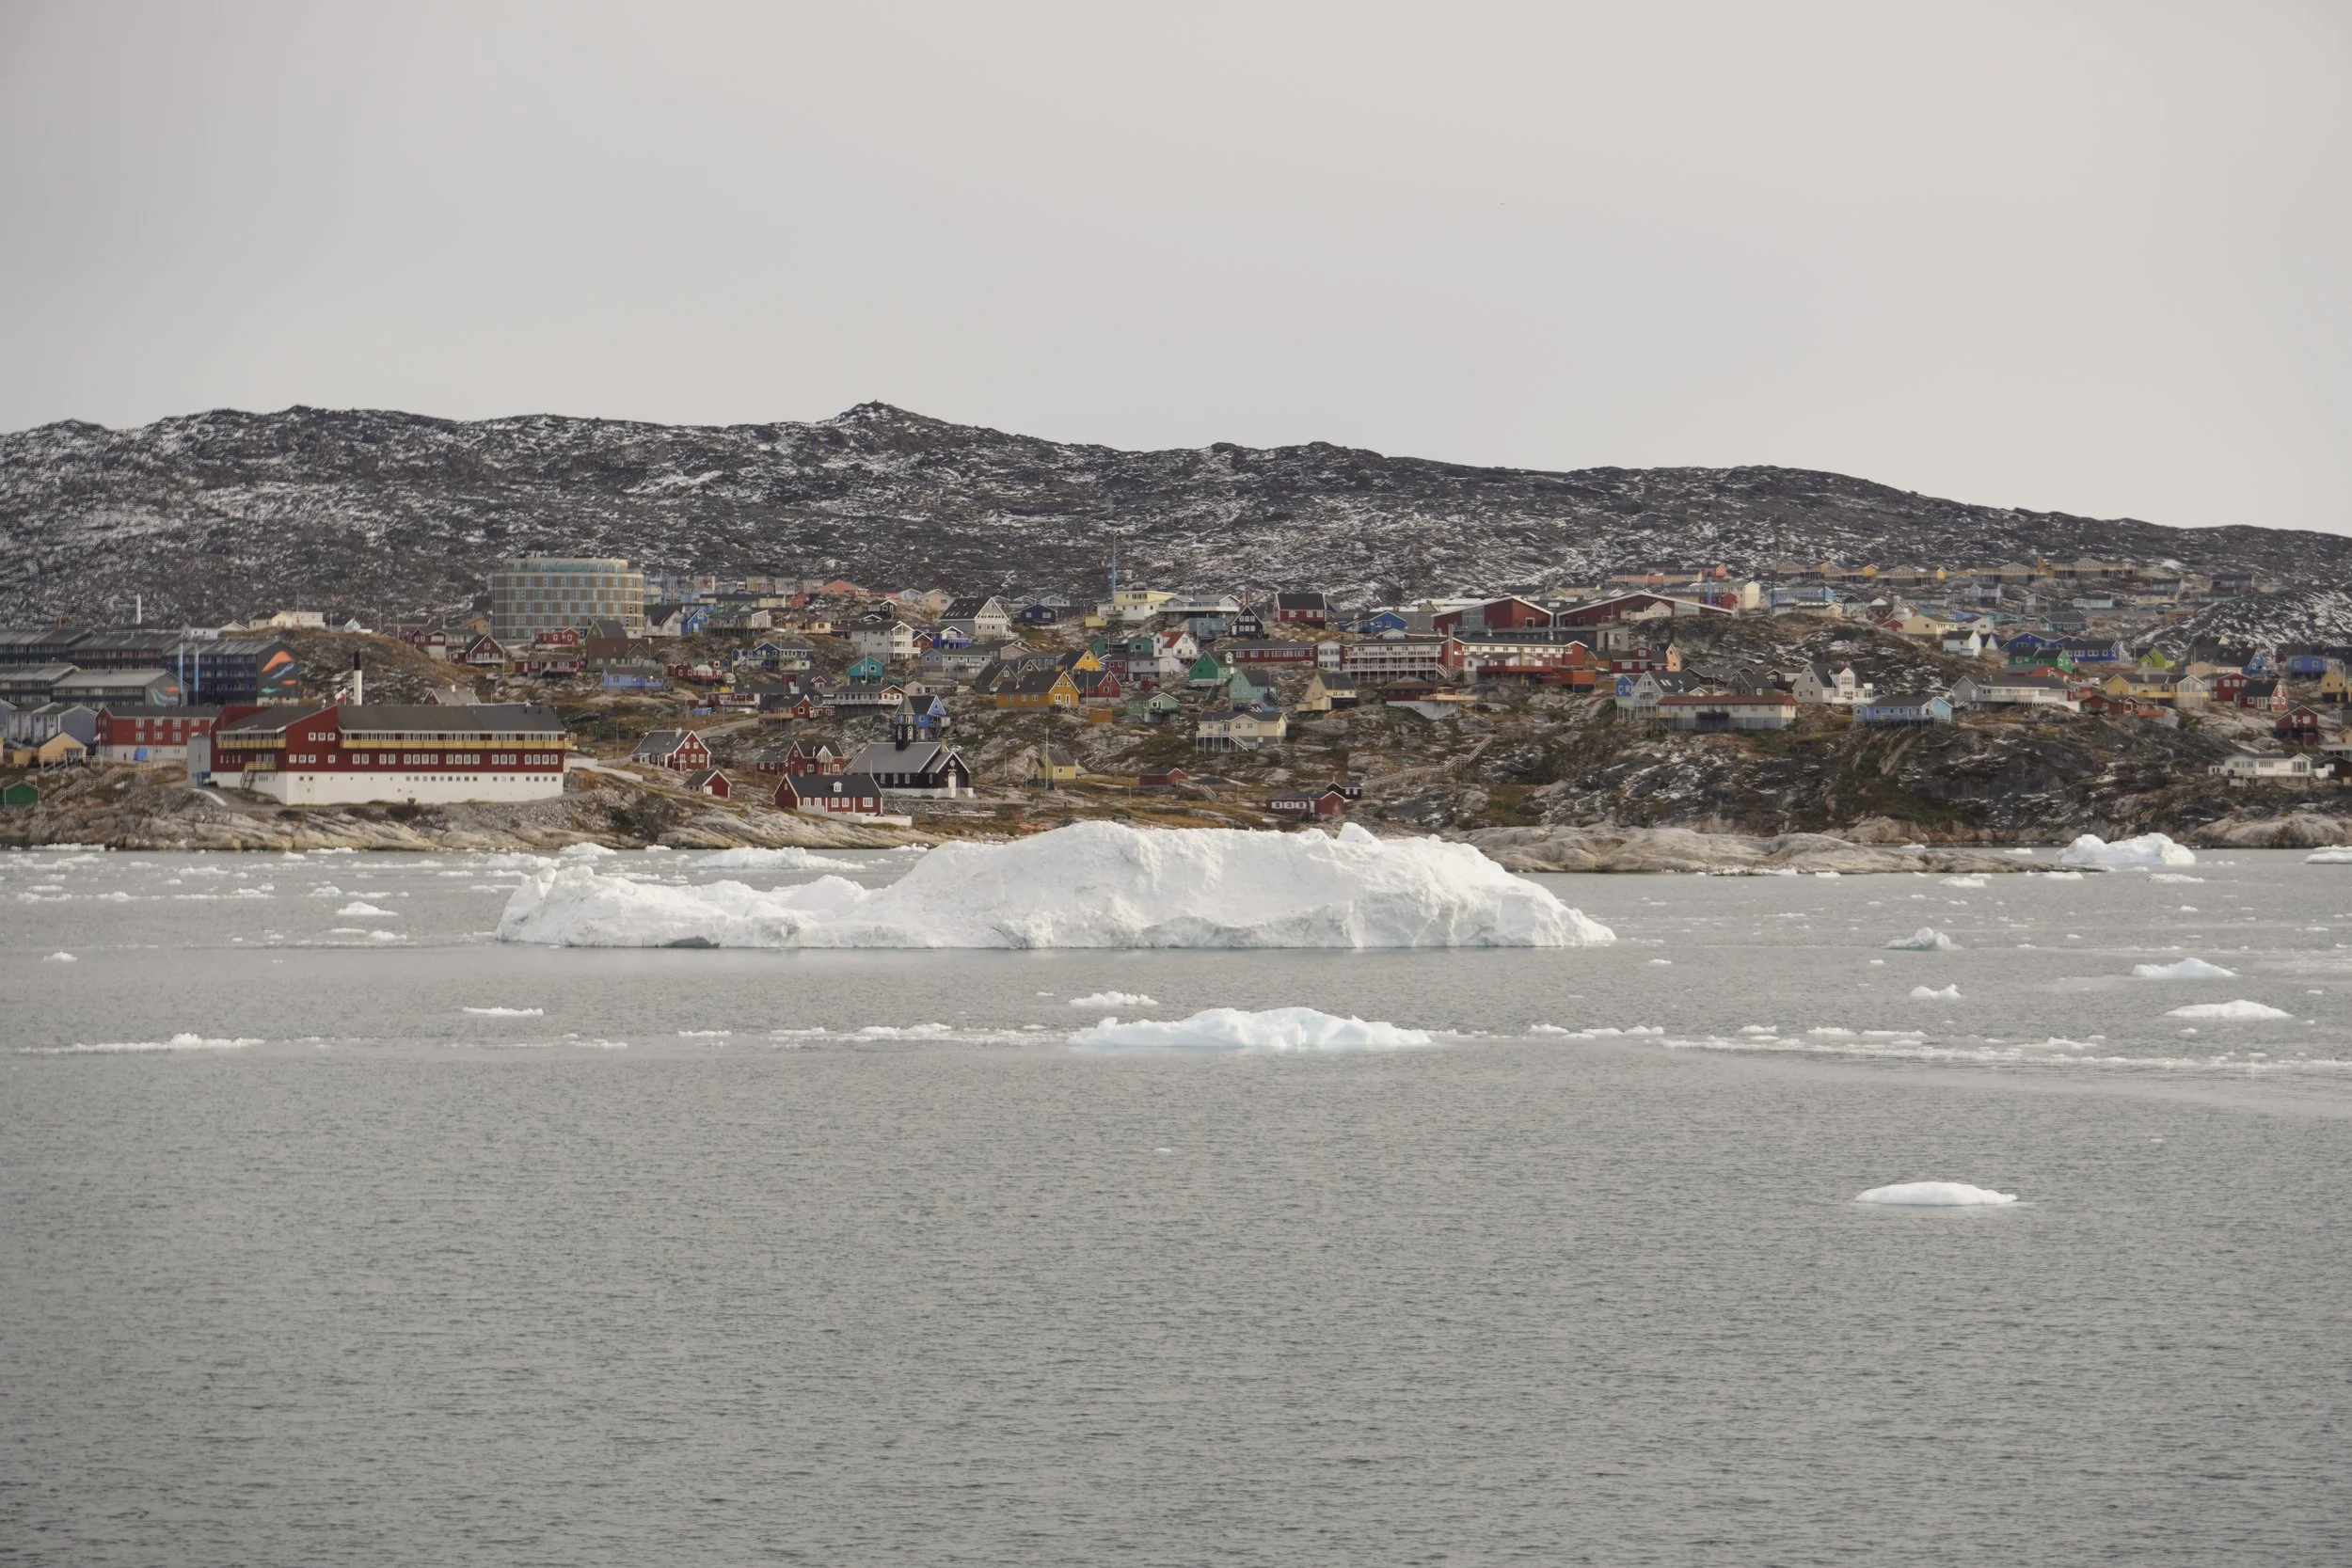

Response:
(3, 401), (2345, 625)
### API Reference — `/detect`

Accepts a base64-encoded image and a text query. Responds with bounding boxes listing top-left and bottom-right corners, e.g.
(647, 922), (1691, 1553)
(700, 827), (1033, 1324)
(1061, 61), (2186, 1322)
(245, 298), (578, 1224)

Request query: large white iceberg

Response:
(1069, 1006), (1433, 1053)
(497, 821), (1614, 949)
(2057, 832), (2196, 870)
(2132, 958), (2237, 980)
(1856, 1181), (2018, 1207)
(2165, 999), (2293, 1021)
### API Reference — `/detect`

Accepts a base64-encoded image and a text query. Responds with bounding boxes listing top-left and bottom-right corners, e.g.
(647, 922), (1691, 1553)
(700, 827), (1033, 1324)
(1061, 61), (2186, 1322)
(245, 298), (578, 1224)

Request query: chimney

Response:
(349, 653), (364, 707)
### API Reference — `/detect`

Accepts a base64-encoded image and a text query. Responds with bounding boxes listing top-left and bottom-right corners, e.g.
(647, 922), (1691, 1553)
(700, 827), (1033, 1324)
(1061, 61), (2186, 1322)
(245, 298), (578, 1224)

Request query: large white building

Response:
(489, 557), (646, 645)
(204, 703), (570, 804)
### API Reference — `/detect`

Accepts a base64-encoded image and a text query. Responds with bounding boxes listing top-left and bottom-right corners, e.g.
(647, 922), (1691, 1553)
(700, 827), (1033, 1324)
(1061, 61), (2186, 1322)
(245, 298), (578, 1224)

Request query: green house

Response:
(1185, 654), (1228, 688)
(2, 781), (38, 808)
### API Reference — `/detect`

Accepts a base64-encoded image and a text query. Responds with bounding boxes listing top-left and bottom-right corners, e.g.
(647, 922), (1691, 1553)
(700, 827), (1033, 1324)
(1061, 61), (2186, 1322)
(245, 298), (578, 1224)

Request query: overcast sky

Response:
(2, 2), (2345, 533)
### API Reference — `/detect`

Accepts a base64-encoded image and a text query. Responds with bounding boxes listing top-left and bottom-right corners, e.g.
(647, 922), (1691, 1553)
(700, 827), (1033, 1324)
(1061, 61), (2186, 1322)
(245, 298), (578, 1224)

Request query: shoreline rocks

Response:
(1463, 824), (2027, 875)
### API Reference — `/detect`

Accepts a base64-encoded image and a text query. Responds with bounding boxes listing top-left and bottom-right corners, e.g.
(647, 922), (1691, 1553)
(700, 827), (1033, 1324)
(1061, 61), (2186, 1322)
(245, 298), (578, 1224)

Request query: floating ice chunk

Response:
(1071, 1006), (1433, 1053)
(2150, 873), (2203, 883)
(368, 930), (403, 942)
(337, 901), (395, 917)
(1740, 1024), (1777, 1035)
(463, 1006), (545, 1016)
(308, 885), (343, 897)
(558, 842), (616, 859)
(55, 1034), (262, 1054)
(1941, 876), (1986, 889)
(1647, 958), (1672, 965)
(1529, 1023), (1572, 1035)
(2305, 847), (2352, 864)
(696, 847), (863, 871)
(1856, 1181), (2018, 1207)
(1068, 990), (1157, 1008)
(42, 951), (74, 962)
(2133, 958), (2237, 980)
(1909, 985), (1962, 1001)
(2058, 832), (2195, 870)
(1885, 927), (1959, 951)
(2165, 1000), (2292, 1021)
(855, 1022), (955, 1037)
(500, 821), (1613, 949)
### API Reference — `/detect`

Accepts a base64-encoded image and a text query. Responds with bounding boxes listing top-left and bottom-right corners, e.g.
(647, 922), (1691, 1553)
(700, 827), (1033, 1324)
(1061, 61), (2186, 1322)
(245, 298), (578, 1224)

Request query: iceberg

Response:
(696, 847), (863, 871)
(1068, 990), (1157, 1008)
(1885, 927), (1959, 951)
(1069, 1006), (1433, 1053)
(2132, 958), (2237, 980)
(1909, 984), (1961, 1001)
(463, 1006), (545, 1016)
(2057, 832), (2196, 870)
(42, 951), (74, 962)
(2306, 847), (2352, 864)
(1856, 1181), (2018, 1207)
(497, 821), (1614, 949)
(337, 901), (395, 917)
(2165, 1000), (2293, 1021)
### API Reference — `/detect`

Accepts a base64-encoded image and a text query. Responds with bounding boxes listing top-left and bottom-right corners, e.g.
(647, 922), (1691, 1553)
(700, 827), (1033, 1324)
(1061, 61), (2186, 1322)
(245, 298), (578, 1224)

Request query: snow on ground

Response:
(1885, 927), (1959, 951)
(2166, 1000), (2294, 1021)
(2133, 958), (2238, 980)
(497, 822), (1614, 949)
(1069, 1006), (1433, 1053)
(1855, 1181), (2018, 1207)
(2058, 832), (2196, 870)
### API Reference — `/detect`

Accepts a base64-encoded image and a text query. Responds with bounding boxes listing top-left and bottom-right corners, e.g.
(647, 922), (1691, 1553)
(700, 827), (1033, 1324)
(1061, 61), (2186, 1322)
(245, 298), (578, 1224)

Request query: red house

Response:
(93, 704), (220, 763)
(683, 768), (732, 798)
(1138, 767), (1188, 787)
(630, 729), (711, 770)
(1433, 596), (1553, 633)
(1263, 786), (1349, 817)
(1274, 591), (1329, 626)
(774, 772), (885, 816)
(2276, 705), (2325, 744)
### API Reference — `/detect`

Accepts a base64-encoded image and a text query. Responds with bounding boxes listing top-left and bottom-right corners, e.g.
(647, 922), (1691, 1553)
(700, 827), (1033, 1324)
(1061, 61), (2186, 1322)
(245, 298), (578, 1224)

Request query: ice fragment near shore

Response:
(1856, 1181), (2018, 1207)
(1071, 1006), (1433, 1053)
(2132, 958), (2237, 980)
(696, 847), (863, 871)
(2306, 847), (2352, 864)
(1069, 990), (1156, 1008)
(2058, 832), (2196, 870)
(497, 821), (1613, 949)
(1885, 927), (1959, 951)
(2165, 999), (2292, 1021)
(1909, 984), (1961, 1001)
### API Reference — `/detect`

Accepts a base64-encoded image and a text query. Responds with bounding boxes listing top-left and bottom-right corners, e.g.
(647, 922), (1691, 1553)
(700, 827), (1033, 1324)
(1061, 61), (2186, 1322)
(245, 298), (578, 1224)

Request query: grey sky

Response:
(3, 1), (2346, 534)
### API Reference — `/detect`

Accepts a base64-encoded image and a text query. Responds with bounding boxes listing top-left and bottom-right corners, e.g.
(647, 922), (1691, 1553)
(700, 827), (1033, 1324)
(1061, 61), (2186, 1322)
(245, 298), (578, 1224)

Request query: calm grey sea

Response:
(4, 846), (2349, 1565)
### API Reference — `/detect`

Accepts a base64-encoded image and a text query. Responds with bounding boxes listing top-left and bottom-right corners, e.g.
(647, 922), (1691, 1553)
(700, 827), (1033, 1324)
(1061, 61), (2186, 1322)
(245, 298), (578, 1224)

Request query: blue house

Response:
(1855, 695), (1954, 725)
(846, 655), (887, 683)
(1017, 604), (1064, 626)
(1354, 610), (1409, 636)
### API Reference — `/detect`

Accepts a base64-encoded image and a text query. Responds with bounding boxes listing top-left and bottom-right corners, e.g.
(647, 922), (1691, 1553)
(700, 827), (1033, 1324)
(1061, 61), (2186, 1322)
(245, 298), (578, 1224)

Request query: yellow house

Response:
(5, 733), (87, 769)
(2102, 672), (2174, 703)
(995, 669), (1080, 709)
(1030, 746), (1082, 784)
(2318, 668), (2352, 705)
(1298, 672), (1360, 713)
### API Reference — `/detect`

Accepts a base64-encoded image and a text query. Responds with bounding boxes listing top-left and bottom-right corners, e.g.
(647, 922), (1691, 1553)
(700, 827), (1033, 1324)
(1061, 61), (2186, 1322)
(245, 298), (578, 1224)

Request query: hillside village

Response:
(4, 551), (2352, 854)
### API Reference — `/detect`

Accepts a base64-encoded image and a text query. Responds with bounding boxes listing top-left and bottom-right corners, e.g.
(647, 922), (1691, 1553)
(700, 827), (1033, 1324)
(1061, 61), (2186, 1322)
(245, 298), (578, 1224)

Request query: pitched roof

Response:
(337, 704), (567, 736)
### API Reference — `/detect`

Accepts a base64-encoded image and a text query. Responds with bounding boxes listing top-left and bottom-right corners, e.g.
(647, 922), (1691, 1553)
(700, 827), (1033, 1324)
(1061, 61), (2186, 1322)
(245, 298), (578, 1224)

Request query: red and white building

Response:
(93, 705), (220, 763)
(774, 771), (886, 816)
(203, 704), (570, 803)
(631, 729), (711, 770)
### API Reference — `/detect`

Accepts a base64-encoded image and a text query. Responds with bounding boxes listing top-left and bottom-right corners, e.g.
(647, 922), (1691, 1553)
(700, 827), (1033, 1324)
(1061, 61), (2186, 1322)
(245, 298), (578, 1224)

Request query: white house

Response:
(850, 616), (917, 662)
(2208, 752), (2312, 783)
(1949, 673), (2080, 712)
(1791, 663), (1874, 705)
(1196, 708), (1289, 752)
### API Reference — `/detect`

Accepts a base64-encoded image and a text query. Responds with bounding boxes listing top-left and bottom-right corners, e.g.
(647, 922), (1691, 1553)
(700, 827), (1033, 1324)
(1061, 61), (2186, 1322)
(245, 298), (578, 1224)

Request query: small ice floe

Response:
(368, 930), (402, 942)
(2132, 958), (2236, 980)
(854, 1022), (956, 1038)
(558, 842), (616, 859)
(336, 902), (395, 917)
(2058, 832), (2195, 870)
(1941, 876), (1986, 889)
(1856, 1181), (2019, 1207)
(1529, 1023), (1572, 1035)
(54, 1034), (262, 1054)
(1068, 990), (1157, 1008)
(2304, 847), (2352, 865)
(1647, 958), (1672, 966)
(1885, 927), (1959, 951)
(1909, 985), (1961, 1001)
(2032, 869), (2085, 881)
(2150, 873), (2204, 883)
(676, 1029), (732, 1037)
(1070, 1006), (1434, 1053)
(42, 951), (75, 962)
(463, 1006), (545, 1016)
(308, 885), (343, 897)
(2165, 1000), (2292, 1021)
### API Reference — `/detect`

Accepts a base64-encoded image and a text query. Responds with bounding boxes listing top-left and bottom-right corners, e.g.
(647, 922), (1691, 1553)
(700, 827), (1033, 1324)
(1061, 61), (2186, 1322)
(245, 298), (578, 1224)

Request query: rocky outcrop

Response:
(2184, 812), (2352, 848)
(1464, 824), (2024, 875)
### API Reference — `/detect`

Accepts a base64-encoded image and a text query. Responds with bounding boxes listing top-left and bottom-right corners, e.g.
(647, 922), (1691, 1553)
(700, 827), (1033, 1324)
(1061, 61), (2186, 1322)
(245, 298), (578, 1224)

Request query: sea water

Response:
(4, 846), (2348, 1563)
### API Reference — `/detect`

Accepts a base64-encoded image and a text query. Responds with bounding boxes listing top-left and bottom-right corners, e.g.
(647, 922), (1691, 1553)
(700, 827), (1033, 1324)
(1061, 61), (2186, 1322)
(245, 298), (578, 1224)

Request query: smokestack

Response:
(349, 652), (364, 707)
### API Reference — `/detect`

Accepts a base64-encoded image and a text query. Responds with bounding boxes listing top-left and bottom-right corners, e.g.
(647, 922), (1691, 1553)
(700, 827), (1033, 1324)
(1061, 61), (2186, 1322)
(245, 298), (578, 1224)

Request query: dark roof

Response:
(631, 727), (702, 753)
(215, 704), (333, 735)
(781, 771), (885, 799)
(1276, 591), (1329, 610)
(98, 704), (221, 720)
(683, 768), (727, 789)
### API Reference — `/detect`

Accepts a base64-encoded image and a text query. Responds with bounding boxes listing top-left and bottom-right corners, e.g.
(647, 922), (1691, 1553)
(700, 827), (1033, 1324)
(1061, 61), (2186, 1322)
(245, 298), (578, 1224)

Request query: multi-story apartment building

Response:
(489, 557), (646, 644)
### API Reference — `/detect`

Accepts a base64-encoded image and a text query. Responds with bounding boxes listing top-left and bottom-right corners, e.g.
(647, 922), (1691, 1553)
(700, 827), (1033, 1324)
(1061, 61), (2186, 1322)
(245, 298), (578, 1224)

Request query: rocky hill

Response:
(5, 402), (2349, 627)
